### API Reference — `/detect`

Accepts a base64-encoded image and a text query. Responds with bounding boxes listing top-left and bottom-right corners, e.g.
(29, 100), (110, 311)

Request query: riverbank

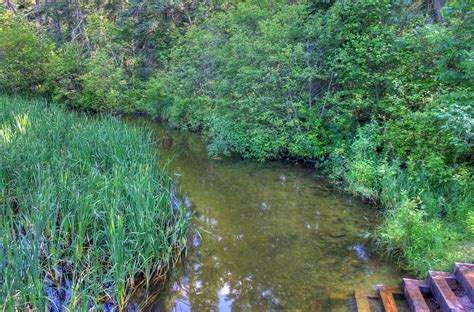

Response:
(0, 95), (188, 310)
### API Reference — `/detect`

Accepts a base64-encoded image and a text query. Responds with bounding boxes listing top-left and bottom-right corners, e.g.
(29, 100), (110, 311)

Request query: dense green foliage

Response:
(0, 0), (472, 277)
(0, 95), (188, 309)
(0, 13), (53, 93)
(0, 8), (143, 110)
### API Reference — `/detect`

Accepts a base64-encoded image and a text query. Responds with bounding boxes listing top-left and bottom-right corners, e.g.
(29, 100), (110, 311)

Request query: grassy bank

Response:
(0, 95), (188, 310)
(330, 123), (473, 275)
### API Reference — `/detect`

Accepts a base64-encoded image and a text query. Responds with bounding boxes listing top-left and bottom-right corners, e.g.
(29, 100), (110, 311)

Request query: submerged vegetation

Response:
(0, 95), (188, 309)
(0, 0), (472, 282)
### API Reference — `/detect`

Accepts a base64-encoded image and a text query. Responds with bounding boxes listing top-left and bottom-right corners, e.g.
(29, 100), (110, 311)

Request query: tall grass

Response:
(0, 95), (188, 310)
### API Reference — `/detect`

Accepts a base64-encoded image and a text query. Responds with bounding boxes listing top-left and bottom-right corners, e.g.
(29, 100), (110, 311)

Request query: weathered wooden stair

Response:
(352, 263), (474, 312)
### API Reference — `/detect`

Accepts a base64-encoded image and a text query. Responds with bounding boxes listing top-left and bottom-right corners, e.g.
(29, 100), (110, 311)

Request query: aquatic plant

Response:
(0, 95), (188, 310)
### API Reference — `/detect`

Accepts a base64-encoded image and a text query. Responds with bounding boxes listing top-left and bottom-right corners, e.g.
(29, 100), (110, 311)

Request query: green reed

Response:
(0, 95), (188, 310)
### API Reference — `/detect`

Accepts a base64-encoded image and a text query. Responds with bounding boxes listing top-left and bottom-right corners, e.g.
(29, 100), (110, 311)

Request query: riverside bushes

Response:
(0, 8), (143, 111)
(0, 95), (188, 310)
(0, 12), (54, 93)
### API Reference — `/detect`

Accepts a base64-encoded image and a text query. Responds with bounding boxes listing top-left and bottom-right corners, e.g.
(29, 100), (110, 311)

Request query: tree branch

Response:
(3, 0), (17, 14)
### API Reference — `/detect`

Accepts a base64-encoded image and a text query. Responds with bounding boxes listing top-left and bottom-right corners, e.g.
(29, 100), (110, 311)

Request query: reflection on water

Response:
(125, 117), (403, 311)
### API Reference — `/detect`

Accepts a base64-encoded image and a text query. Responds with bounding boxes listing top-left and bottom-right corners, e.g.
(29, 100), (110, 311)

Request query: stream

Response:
(126, 117), (404, 311)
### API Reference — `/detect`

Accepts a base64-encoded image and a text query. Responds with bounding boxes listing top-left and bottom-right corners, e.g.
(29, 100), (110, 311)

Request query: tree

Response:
(430, 0), (444, 24)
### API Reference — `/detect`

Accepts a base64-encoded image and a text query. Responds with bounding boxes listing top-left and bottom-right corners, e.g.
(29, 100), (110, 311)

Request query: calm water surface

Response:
(128, 118), (403, 311)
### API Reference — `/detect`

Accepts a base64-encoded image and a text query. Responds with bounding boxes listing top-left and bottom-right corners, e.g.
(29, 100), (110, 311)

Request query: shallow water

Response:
(127, 118), (403, 311)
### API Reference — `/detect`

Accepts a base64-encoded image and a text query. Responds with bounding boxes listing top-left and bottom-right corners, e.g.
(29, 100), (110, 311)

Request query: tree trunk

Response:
(430, 0), (444, 25)
(75, 0), (80, 20)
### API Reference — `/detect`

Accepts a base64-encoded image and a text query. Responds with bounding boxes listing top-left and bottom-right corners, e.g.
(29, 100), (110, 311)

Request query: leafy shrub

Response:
(77, 50), (130, 110)
(147, 3), (322, 160)
(0, 10), (54, 93)
(377, 194), (458, 274)
(43, 43), (85, 105)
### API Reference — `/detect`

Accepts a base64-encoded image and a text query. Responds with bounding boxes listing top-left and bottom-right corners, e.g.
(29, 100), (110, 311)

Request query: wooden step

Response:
(428, 271), (465, 312)
(454, 262), (474, 302)
(351, 263), (474, 312)
(403, 279), (431, 312)
(378, 286), (403, 312)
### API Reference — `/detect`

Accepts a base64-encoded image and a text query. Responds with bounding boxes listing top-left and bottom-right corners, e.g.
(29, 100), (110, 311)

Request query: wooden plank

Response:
(354, 289), (371, 312)
(454, 263), (474, 302)
(403, 278), (431, 312)
(378, 286), (399, 312)
(384, 286), (404, 295)
(428, 271), (465, 312)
